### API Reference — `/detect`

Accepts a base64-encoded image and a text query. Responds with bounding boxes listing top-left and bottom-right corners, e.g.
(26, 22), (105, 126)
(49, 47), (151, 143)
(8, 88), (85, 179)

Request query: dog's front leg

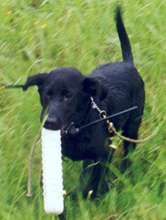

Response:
(79, 160), (111, 199)
(58, 210), (66, 220)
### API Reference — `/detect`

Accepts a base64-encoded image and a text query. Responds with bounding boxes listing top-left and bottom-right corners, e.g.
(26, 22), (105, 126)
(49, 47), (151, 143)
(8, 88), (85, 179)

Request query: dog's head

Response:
(23, 67), (107, 130)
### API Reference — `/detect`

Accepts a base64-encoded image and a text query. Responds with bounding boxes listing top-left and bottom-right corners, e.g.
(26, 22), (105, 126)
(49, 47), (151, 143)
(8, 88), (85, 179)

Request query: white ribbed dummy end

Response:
(41, 128), (64, 215)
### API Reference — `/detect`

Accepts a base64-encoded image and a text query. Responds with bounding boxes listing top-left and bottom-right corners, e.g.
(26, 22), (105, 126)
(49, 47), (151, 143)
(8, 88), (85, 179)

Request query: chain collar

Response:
(90, 97), (107, 119)
(62, 97), (138, 137)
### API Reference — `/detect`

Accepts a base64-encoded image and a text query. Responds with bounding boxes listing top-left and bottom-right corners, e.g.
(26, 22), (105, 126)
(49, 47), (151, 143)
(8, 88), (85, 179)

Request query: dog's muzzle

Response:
(44, 117), (62, 130)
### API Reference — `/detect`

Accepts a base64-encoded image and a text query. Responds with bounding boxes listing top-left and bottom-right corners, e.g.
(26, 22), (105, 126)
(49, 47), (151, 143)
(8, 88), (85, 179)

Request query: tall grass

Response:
(0, 0), (165, 219)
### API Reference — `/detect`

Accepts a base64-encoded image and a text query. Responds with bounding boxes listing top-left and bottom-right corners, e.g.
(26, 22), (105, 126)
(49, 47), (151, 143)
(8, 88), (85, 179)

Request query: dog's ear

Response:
(82, 77), (108, 101)
(23, 73), (48, 91)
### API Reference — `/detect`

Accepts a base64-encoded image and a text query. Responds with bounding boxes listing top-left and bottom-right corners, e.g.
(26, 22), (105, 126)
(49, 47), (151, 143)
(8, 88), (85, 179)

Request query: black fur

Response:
(24, 6), (145, 202)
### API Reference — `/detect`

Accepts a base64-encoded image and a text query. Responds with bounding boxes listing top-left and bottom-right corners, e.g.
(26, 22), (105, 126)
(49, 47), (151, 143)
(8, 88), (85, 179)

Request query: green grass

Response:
(0, 0), (166, 219)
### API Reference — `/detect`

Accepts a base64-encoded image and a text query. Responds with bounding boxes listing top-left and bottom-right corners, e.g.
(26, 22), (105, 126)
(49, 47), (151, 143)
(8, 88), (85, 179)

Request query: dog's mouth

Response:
(44, 118), (77, 135)
(44, 119), (62, 131)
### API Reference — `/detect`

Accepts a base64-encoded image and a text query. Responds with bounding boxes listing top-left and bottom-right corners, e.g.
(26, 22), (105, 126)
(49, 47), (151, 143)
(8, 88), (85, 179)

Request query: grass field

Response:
(0, 0), (165, 219)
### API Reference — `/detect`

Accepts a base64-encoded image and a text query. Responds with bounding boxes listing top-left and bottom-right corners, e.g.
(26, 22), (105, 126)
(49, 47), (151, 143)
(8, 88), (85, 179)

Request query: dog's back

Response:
(91, 6), (145, 120)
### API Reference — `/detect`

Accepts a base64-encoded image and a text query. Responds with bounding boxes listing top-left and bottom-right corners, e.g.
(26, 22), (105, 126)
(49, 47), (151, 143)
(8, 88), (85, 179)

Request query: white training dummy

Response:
(41, 128), (64, 215)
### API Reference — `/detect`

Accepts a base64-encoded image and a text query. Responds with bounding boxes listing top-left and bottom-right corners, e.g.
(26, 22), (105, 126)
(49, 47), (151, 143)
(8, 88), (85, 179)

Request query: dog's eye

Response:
(62, 90), (72, 101)
(47, 89), (54, 97)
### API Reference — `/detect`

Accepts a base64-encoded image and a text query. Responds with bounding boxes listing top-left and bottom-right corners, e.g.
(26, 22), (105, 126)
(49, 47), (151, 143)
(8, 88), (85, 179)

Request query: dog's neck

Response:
(62, 96), (107, 136)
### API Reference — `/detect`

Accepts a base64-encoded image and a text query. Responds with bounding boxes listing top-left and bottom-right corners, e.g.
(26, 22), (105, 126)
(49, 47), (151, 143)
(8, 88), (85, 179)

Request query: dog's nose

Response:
(44, 117), (61, 130)
(47, 117), (58, 124)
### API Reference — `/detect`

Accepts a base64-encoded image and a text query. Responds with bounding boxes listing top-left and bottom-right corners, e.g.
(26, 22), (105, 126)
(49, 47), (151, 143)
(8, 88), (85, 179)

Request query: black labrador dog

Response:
(23, 6), (145, 201)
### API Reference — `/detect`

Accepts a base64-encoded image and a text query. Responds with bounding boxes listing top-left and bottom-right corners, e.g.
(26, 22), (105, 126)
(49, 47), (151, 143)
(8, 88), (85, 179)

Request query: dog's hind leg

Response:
(120, 117), (142, 172)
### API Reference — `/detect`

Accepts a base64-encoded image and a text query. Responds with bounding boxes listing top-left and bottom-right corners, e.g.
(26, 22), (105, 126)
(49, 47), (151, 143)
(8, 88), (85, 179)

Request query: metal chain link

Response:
(90, 97), (156, 145)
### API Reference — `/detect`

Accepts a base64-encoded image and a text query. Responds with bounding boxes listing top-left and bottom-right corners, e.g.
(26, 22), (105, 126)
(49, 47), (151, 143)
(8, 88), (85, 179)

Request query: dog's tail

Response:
(115, 6), (133, 63)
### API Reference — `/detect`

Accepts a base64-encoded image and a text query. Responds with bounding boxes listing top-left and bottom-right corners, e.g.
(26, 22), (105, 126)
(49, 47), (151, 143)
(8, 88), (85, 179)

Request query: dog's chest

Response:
(61, 126), (108, 161)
